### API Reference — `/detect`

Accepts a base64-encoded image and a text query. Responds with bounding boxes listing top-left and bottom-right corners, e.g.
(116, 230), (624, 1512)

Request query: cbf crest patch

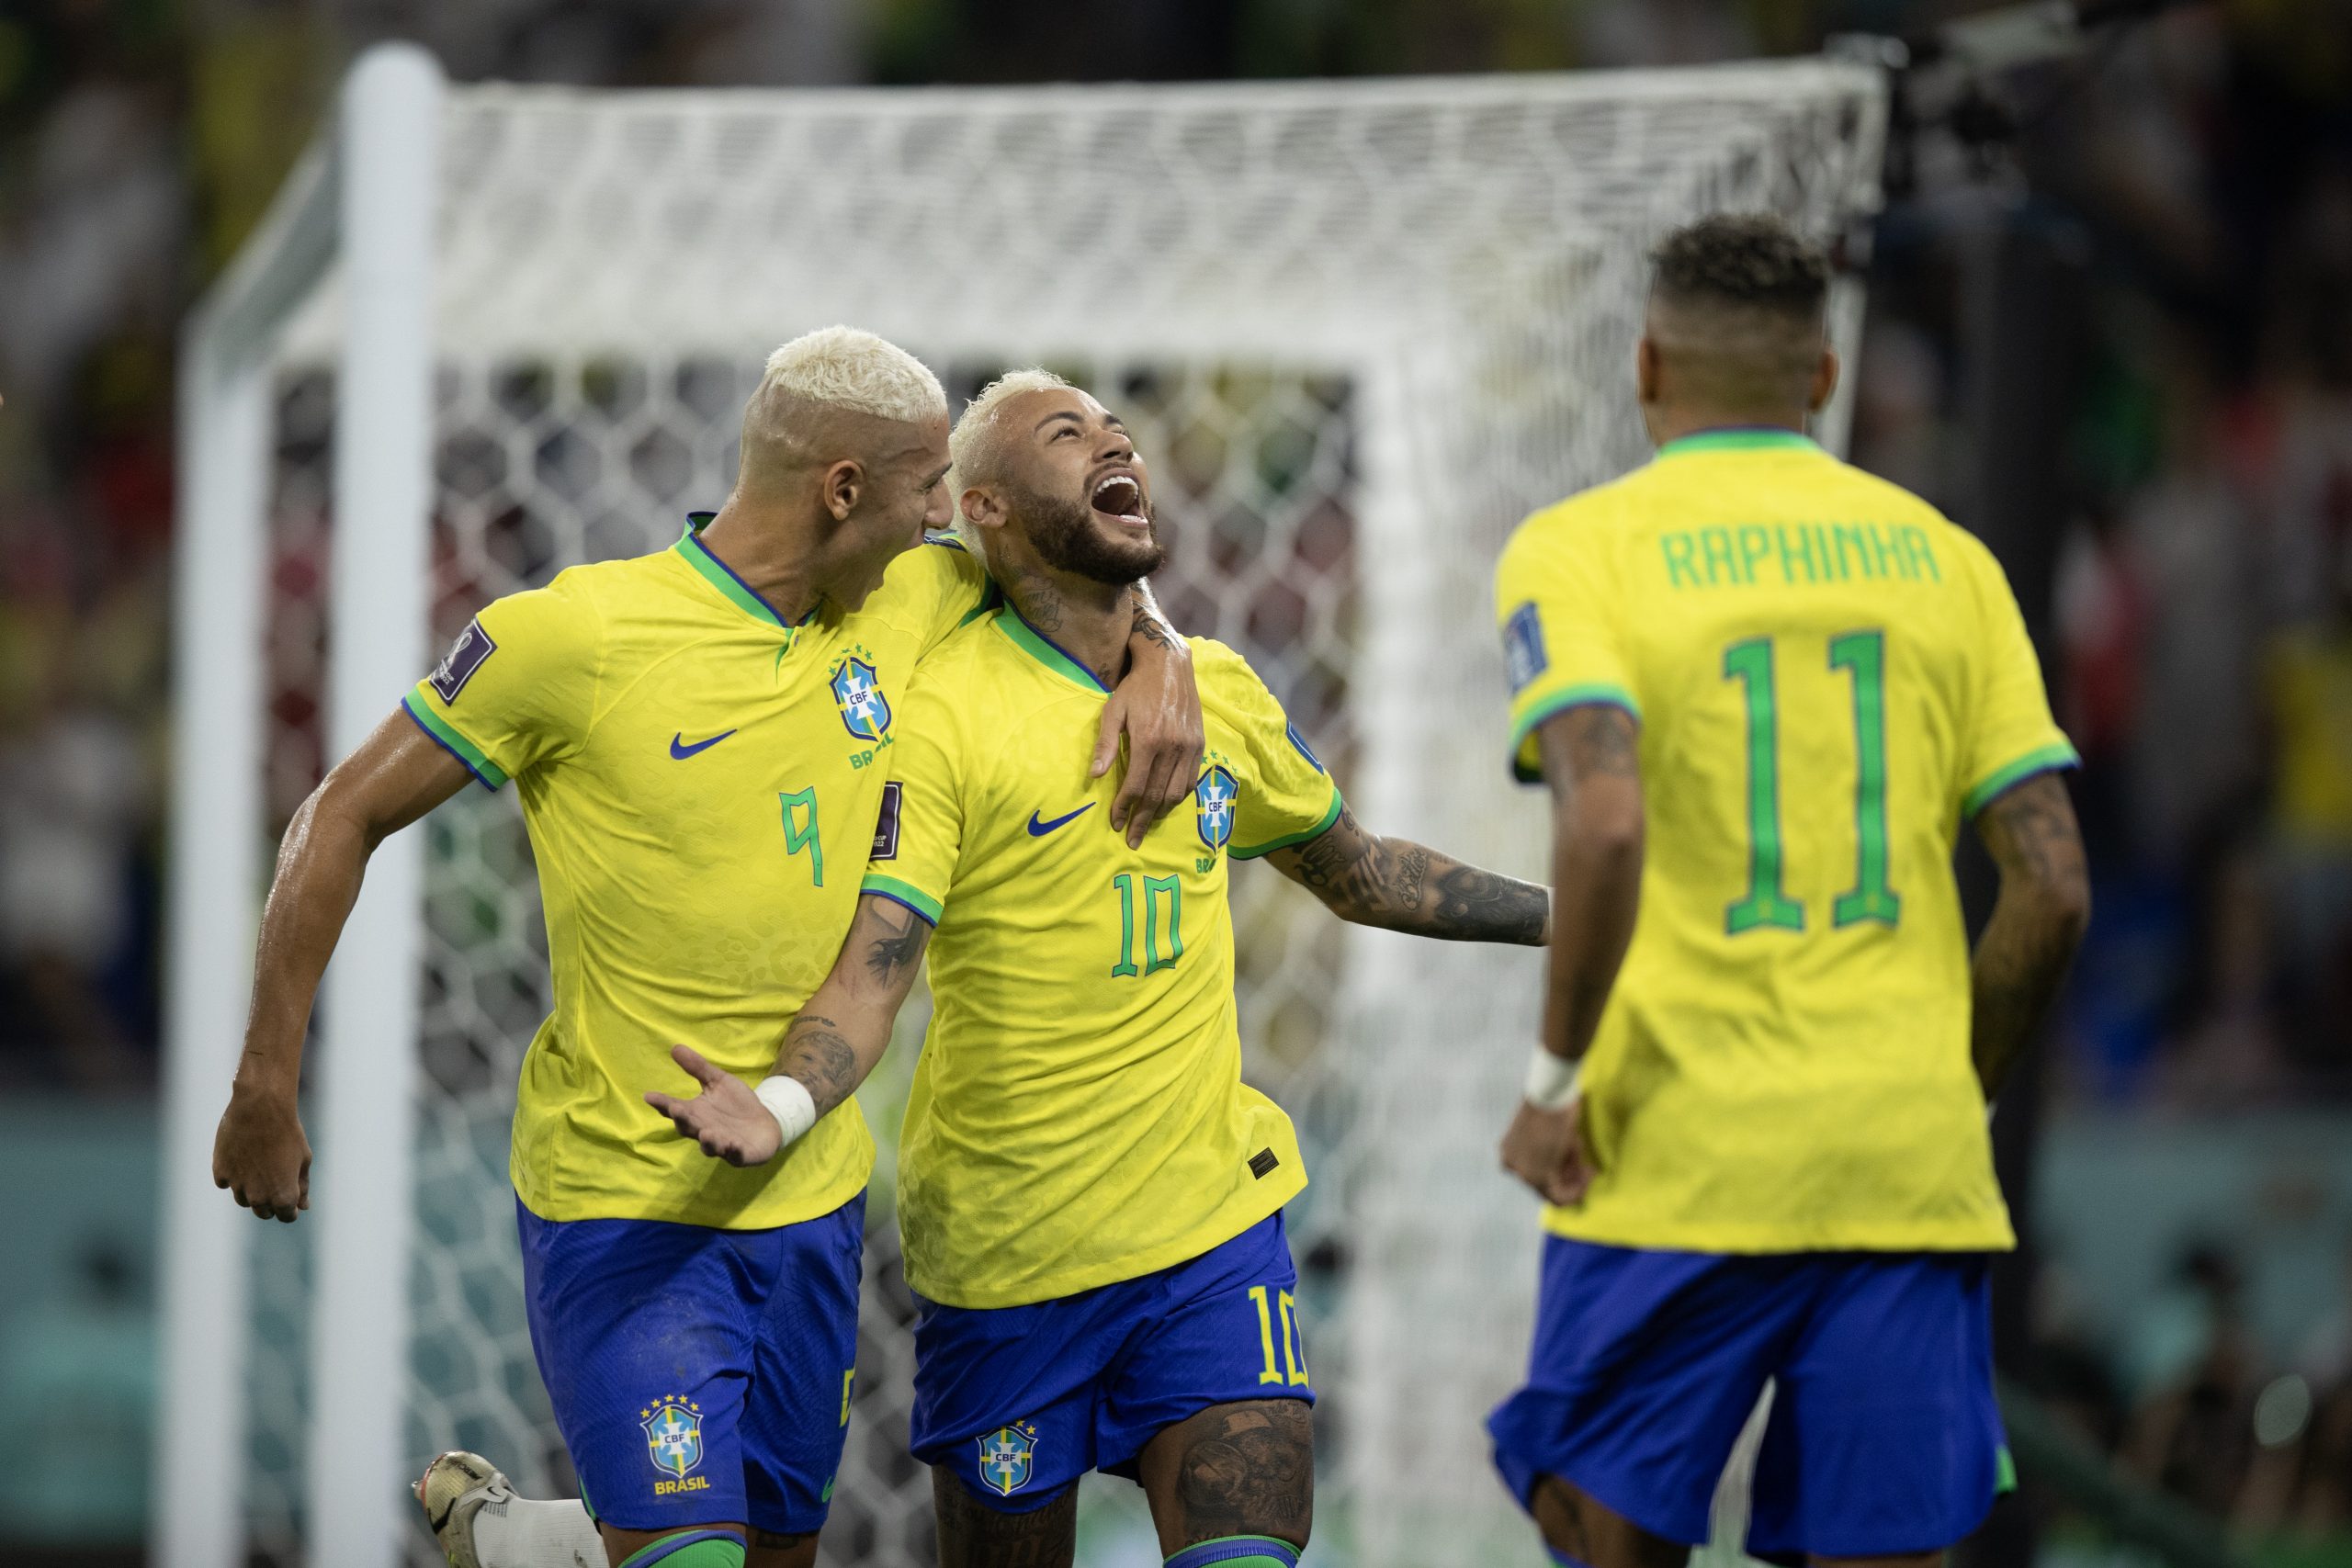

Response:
(1195, 763), (1239, 851)
(640, 1394), (706, 1488)
(831, 651), (892, 743)
(977, 1422), (1038, 1497)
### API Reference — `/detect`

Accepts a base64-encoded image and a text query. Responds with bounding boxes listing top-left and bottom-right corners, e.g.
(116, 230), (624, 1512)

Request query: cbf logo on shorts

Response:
(1195, 764), (1238, 851)
(831, 653), (892, 742)
(639, 1394), (711, 1495)
(977, 1422), (1038, 1496)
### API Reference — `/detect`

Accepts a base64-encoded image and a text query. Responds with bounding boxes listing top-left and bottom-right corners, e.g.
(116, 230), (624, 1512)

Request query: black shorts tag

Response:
(1249, 1148), (1279, 1179)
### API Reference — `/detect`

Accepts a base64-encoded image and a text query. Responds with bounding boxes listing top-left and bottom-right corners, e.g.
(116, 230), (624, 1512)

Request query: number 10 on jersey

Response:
(1723, 629), (1901, 934)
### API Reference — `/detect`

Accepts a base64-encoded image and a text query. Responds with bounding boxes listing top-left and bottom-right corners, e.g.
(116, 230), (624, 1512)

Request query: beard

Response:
(1012, 482), (1167, 584)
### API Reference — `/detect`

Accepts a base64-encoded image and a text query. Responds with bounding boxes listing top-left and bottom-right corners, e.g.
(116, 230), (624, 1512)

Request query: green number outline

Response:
(1723, 637), (1804, 933)
(1111, 872), (1140, 976)
(780, 787), (824, 887)
(1829, 630), (1901, 927)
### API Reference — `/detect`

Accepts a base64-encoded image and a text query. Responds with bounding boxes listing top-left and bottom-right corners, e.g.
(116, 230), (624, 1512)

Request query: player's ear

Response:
(1635, 335), (1662, 408)
(821, 457), (865, 522)
(1808, 344), (1839, 415)
(959, 484), (1006, 535)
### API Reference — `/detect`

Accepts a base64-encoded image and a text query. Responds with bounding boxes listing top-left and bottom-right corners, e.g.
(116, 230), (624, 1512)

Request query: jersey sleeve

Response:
(1957, 535), (2079, 818)
(859, 669), (967, 924)
(912, 534), (1000, 658)
(1495, 510), (1639, 784)
(1216, 646), (1345, 861)
(401, 575), (601, 789)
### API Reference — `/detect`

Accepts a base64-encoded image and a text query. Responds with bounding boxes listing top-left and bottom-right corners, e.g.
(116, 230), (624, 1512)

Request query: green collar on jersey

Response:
(1654, 427), (1818, 459)
(674, 513), (811, 633)
(998, 607), (1112, 694)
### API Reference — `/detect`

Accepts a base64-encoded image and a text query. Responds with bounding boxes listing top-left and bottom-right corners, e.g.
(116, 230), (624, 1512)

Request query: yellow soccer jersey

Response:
(1496, 429), (2078, 1255)
(863, 611), (1341, 1309)
(404, 516), (991, 1230)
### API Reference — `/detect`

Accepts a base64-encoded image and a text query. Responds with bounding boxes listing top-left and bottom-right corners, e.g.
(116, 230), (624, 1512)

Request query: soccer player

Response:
(641, 371), (1553, 1568)
(1484, 213), (2093, 1568)
(208, 328), (1208, 1568)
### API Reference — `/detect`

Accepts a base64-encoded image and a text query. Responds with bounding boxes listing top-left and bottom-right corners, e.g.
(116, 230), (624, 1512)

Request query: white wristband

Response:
(754, 1076), (819, 1148)
(1523, 1049), (1581, 1111)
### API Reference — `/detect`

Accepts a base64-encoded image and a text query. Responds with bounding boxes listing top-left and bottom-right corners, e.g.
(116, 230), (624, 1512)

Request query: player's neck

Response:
(696, 496), (826, 624)
(999, 554), (1133, 690)
(1645, 407), (1810, 447)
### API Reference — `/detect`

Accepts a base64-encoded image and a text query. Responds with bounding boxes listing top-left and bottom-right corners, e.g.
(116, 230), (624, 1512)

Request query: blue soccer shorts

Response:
(515, 1191), (865, 1536)
(1487, 1240), (2008, 1560)
(909, 1211), (1314, 1511)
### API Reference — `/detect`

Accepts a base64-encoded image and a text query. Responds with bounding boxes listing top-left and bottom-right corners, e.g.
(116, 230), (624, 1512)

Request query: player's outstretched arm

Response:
(1094, 581), (1206, 849)
(1263, 803), (1550, 943)
(645, 893), (933, 1167)
(212, 711), (473, 1222)
(1968, 771), (2091, 1100)
(1501, 705), (1645, 1206)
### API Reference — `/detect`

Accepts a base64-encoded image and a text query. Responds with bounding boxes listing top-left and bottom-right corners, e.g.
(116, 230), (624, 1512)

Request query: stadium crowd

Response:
(0, 0), (2347, 1560)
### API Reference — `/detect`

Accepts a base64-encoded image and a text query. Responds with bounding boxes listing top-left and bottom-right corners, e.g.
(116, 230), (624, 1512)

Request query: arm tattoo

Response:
(1272, 806), (1546, 944)
(1549, 704), (1638, 796)
(1165, 1399), (1313, 1549)
(863, 902), (930, 985)
(933, 1470), (1077, 1568)
(1970, 772), (2090, 1099)
(780, 1014), (860, 1114)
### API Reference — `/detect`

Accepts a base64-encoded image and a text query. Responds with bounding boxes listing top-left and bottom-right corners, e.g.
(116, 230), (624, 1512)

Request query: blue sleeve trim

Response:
(401, 695), (502, 792)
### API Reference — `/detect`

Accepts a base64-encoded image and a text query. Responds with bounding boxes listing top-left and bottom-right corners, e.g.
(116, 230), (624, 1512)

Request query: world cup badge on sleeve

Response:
(976, 1422), (1037, 1496)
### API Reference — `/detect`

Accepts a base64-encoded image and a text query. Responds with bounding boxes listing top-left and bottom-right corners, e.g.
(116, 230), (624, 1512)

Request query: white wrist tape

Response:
(1523, 1049), (1581, 1111)
(754, 1076), (819, 1147)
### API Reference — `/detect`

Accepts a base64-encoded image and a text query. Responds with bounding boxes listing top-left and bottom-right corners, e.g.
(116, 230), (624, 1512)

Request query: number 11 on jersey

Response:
(1724, 629), (1902, 934)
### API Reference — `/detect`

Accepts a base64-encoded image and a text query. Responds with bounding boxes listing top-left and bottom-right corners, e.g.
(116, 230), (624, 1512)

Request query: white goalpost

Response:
(161, 44), (1886, 1568)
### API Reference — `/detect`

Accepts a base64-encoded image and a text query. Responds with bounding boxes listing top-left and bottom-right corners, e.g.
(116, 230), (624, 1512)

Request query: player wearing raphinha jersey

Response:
(1487, 217), (2091, 1568)
(211, 331), (1209, 1568)
(647, 373), (1554, 1568)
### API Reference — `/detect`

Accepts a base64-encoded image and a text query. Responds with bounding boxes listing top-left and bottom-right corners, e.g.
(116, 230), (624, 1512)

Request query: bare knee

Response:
(1138, 1398), (1314, 1556)
(1529, 1475), (1688, 1568)
(746, 1526), (818, 1568)
(931, 1466), (1077, 1568)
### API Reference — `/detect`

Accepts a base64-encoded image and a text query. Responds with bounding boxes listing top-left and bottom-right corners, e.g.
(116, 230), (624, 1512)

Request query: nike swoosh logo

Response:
(669, 729), (737, 760)
(1026, 803), (1095, 837)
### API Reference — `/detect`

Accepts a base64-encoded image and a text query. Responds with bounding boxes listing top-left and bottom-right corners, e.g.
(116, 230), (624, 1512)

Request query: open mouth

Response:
(1091, 473), (1148, 529)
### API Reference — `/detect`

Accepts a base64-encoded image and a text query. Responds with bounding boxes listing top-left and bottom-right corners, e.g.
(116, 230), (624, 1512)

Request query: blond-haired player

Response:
(210, 328), (1207, 1568)
(647, 371), (1553, 1568)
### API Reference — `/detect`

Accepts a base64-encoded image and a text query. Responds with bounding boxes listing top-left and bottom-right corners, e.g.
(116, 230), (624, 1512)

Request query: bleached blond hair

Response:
(736, 326), (947, 497)
(759, 326), (946, 424)
(947, 368), (1080, 491)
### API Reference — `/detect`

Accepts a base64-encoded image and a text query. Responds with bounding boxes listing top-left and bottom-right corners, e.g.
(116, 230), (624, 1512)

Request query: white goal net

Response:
(165, 51), (1885, 1568)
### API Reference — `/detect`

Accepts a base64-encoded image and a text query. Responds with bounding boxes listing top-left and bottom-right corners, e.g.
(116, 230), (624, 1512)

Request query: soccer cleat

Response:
(415, 1450), (513, 1568)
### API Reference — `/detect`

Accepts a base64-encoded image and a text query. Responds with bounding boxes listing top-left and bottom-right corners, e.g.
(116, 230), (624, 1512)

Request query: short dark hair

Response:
(1650, 213), (1830, 318)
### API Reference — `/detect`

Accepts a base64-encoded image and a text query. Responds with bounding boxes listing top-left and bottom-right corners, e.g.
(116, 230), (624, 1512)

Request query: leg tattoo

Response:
(1140, 1399), (1314, 1554)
